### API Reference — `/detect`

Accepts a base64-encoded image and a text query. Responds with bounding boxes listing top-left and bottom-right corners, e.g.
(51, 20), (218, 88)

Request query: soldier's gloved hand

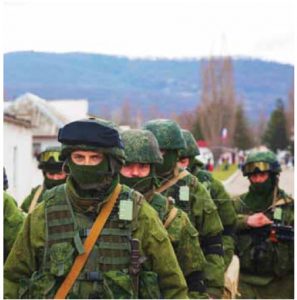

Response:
(247, 213), (272, 228)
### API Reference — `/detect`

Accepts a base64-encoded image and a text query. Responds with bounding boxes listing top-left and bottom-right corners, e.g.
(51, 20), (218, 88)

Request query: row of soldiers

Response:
(4, 118), (294, 299)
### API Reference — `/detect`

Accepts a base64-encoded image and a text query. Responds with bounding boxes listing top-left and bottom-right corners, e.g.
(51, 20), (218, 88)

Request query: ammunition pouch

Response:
(49, 242), (75, 277)
(19, 271), (57, 299)
(139, 271), (161, 299)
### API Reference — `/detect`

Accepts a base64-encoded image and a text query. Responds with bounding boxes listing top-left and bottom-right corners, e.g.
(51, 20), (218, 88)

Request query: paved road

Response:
(224, 167), (294, 197)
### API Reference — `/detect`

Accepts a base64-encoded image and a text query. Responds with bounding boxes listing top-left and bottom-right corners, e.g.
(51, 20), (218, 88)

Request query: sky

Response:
(3, 0), (296, 64)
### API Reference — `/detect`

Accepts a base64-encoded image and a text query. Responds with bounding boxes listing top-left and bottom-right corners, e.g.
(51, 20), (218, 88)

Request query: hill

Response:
(4, 51), (294, 120)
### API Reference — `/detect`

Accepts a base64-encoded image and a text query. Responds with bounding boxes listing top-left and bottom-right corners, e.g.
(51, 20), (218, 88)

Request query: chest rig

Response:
(42, 184), (142, 297)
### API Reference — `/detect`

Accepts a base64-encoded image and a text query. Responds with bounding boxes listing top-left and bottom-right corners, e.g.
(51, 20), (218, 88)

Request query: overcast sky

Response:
(3, 0), (296, 64)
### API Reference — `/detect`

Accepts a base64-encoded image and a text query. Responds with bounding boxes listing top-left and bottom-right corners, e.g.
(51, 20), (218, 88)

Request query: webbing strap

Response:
(155, 170), (188, 194)
(28, 185), (44, 213)
(268, 197), (293, 210)
(164, 206), (178, 229)
(54, 183), (122, 299)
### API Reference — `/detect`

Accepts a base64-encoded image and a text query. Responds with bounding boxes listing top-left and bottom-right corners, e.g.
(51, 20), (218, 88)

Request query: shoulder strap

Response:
(269, 196), (294, 209)
(54, 183), (122, 299)
(28, 185), (44, 213)
(164, 206), (178, 229)
(155, 170), (188, 194)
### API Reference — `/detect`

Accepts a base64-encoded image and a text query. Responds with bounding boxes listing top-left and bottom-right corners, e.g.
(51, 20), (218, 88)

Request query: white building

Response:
(4, 93), (89, 203)
(4, 113), (33, 203)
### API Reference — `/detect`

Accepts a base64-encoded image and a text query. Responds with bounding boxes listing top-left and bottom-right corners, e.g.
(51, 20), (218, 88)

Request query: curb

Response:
(223, 169), (241, 187)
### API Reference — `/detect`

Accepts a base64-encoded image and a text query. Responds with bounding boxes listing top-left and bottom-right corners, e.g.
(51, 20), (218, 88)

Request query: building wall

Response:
(4, 122), (34, 204)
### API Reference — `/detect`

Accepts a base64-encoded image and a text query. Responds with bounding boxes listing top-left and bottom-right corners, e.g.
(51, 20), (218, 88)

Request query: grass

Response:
(212, 163), (238, 181)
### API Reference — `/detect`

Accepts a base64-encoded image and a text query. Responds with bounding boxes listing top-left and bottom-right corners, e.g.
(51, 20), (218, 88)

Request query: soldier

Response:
(178, 129), (237, 269)
(120, 129), (208, 298)
(143, 119), (225, 298)
(4, 118), (188, 299)
(234, 150), (294, 299)
(21, 146), (67, 213)
(3, 168), (25, 262)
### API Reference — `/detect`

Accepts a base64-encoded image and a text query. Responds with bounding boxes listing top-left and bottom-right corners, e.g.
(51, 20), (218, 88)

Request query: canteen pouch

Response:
(49, 242), (75, 277)
(139, 271), (161, 299)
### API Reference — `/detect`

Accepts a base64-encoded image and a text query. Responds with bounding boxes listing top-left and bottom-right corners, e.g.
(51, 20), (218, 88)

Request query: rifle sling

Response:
(28, 185), (44, 213)
(54, 183), (122, 299)
(155, 170), (188, 194)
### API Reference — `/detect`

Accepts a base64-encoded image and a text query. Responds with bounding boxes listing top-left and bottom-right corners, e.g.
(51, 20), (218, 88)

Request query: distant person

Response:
(234, 150), (294, 299)
(21, 146), (67, 213)
(206, 158), (214, 172)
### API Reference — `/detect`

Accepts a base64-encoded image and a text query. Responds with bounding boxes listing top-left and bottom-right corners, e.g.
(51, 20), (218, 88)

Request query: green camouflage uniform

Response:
(234, 150), (294, 299)
(180, 129), (237, 269)
(120, 129), (208, 298)
(149, 193), (208, 299)
(191, 162), (236, 268)
(143, 120), (225, 298)
(21, 147), (66, 213)
(4, 192), (25, 262)
(4, 119), (187, 299)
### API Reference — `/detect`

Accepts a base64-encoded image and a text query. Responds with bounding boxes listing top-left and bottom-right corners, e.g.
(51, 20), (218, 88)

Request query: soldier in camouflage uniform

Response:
(234, 150), (294, 299)
(4, 118), (188, 299)
(143, 119), (225, 298)
(178, 129), (237, 269)
(21, 146), (67, 213)
(120, 129), (208, 298)
(3, 168), (25, 262)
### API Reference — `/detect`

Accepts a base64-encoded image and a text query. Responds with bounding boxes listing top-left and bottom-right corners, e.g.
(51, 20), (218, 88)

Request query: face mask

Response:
(44, 176), (66, 189)
(250, 176), (274, 195)
(68, 158), (110, 190)
(156, 150), (178, 177)
(120, 175), (154, 194)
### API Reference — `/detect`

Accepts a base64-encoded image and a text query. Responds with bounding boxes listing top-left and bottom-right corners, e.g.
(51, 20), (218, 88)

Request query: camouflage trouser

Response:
(237, 273), (294, 299)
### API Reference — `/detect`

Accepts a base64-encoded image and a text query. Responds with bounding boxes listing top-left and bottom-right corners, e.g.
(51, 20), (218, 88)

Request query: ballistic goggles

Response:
(39, 151), (62, 163)
(242, 162), (271, 176)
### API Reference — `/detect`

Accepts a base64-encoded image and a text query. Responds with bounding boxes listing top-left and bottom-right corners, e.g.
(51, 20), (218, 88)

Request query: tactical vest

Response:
(19, 184), (162, 299)
(236, 193), (294, 280)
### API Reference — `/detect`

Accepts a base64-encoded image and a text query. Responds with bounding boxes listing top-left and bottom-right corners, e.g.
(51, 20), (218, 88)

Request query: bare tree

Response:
(197, 56), (237, 159)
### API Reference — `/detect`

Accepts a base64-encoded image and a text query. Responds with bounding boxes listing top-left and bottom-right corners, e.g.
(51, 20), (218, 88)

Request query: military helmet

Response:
(58, 118), (125, 165)
(242, 150), (281, 176)
(179, 129), (200, 158)
(37, 146), (64, 171)
(121, 129), (163, 164)
(142, 119), (186, 150)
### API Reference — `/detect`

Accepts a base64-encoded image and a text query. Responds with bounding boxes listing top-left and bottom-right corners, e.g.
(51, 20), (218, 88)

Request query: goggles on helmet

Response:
(243, 161), (271, 175)
(39, 151), (61, 163)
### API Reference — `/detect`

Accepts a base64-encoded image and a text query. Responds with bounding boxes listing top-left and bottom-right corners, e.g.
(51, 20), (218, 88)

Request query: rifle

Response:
(269, 223), (294, 242)
(240, 223), (294, 242)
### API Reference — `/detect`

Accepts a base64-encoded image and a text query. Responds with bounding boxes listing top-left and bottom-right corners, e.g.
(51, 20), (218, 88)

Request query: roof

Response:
(4, 113), (32, 128)
(4, 93), (67, 127)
